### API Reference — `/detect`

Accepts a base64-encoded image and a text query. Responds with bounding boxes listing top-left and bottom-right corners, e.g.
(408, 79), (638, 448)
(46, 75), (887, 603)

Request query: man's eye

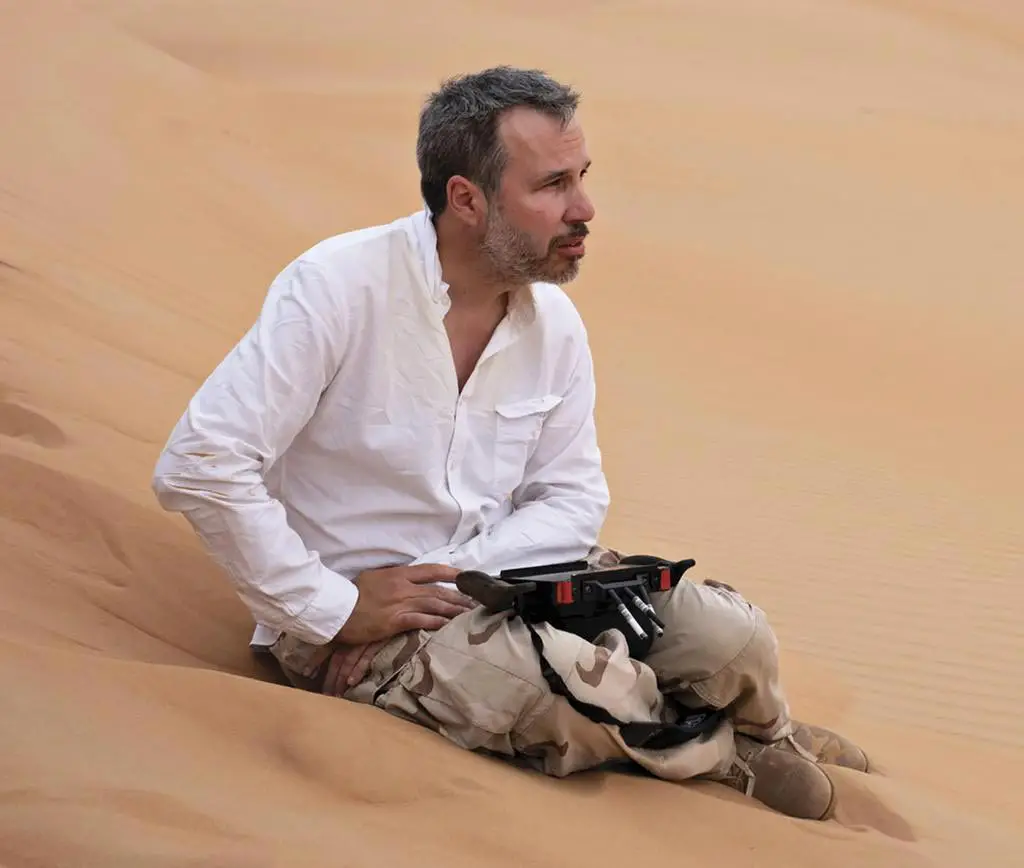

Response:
(545, 170), (587, 189)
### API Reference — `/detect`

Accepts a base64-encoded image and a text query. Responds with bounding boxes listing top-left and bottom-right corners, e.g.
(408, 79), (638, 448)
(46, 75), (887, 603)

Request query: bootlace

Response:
(731, 755), (756, 797)
(784, 733), (820, 764)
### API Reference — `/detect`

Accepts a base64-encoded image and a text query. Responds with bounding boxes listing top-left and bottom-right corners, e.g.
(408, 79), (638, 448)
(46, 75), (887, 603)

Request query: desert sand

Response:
(1, 0), (1022, 864)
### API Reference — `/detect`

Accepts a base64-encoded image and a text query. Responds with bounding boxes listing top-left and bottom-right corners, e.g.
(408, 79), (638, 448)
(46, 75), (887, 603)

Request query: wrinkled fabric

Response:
(151, 210), (610, 647)
(271, 556), (792, 782)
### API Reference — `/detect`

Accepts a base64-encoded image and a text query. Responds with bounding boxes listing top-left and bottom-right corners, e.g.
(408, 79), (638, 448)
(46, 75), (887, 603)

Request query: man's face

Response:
(479, 107), (595, 286)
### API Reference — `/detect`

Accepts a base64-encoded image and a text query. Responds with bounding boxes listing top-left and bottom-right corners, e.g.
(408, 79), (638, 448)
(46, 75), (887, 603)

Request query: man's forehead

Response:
(498, 107), (588, 170)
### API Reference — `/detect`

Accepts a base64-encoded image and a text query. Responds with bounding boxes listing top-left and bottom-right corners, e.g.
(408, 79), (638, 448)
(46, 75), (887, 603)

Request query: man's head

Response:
(417, 66), (595, 286)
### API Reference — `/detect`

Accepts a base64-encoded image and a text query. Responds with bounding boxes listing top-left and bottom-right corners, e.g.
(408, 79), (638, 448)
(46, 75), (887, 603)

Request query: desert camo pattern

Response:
(270, 548), (793, 782)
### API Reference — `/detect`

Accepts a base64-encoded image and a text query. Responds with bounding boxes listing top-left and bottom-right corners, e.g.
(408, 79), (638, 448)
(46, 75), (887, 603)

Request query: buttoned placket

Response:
(440, 308), (524, 550)
(418, 209), (536, 555)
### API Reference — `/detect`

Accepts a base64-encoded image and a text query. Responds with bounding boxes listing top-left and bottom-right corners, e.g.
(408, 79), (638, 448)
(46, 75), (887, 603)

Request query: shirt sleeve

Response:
(419, 330), (611, 576)
(151, 257), (358, 645)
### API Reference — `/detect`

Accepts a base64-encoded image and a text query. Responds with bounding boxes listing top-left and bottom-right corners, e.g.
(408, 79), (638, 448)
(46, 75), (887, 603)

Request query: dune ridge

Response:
(2, 1), (1022, 865)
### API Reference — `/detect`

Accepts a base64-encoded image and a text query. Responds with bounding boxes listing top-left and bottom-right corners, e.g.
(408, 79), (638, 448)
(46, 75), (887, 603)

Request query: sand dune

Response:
(1, 0), (1022, 864)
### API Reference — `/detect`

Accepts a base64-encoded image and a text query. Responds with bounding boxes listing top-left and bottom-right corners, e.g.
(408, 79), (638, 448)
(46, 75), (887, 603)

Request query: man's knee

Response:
(688, 589), (782, 708)
(731, 603), (781, 678)
(651, 581), (780, 687)
(704, 585), (781, 683)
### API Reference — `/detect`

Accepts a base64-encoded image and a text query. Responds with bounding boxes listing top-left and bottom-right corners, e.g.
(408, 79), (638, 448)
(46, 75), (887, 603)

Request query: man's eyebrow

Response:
(538, 160), (591, 185)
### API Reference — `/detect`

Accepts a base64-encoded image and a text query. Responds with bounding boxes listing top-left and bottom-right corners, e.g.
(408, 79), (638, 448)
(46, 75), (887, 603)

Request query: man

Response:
(152, 66), (869, 821)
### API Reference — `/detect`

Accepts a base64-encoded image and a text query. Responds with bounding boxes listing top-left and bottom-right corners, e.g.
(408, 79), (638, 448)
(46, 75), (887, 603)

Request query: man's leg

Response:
(268, 576), (856, 819)
(643, 575), (793, 742)
(360, 606), (742, 779)
(643, 570), (868, 767)
(268, 607), (735, 780)
(611, 555), (870, 818)
(587, 549), (867, 758)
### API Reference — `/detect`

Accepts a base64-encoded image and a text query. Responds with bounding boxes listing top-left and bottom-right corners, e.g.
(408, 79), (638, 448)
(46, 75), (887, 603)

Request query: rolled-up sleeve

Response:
(152, 257), (357, 645)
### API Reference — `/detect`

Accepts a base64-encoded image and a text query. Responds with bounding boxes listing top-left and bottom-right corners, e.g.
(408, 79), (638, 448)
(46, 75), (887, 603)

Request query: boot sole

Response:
(815, 770), (838, 821)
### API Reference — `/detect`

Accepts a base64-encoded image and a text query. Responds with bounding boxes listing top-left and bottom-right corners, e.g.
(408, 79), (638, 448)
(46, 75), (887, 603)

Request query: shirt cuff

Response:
(282, 574), (359, 646)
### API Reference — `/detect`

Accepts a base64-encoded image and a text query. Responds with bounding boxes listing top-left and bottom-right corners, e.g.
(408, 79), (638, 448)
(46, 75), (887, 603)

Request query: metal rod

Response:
(625, 588), (666, 630)
(608, 589), (648, 640)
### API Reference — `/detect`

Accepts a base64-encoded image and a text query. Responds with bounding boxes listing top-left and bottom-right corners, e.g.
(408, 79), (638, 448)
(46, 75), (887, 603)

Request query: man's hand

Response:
(336, 563), (476, 644)
(299, 563), (476, 681)
(319, 639), (388, 696)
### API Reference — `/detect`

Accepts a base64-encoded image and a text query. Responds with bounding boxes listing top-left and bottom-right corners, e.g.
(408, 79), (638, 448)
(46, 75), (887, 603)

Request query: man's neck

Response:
(434, 214), (521, 314)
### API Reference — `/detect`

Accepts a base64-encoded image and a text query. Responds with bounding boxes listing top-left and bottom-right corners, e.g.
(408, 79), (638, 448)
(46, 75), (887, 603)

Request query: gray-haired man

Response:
(153, 66), (869, 821)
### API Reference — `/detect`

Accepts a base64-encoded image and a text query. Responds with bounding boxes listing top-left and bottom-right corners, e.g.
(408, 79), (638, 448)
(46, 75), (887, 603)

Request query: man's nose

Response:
(567, 185), (596, 225)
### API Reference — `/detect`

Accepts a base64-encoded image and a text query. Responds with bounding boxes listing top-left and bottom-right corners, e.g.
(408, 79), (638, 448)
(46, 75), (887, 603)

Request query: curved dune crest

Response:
(1, 1), (1022, 865)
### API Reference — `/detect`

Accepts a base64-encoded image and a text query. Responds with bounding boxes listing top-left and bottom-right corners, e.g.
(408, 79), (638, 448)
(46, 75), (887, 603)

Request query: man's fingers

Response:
(323, 645), (361, 696)
(346, 647), (373, 688)
(328, 648), (353, 696)
(413, 595), (475, 620)
(395, 612), (450, 633)
(405, 564), (462, 584)
(414, 584), (477, 610)
(322, 641), (389, 694)
(347, 640), (385, 687)
(442, 586), (478, 609)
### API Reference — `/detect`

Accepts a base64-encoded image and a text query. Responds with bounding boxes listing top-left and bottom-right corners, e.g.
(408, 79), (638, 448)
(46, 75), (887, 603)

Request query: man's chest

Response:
(447, 319), (502, 394)
(294, 317), (565, 500)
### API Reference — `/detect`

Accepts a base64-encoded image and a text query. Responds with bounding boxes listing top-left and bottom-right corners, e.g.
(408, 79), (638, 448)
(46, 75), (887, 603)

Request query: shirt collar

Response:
(409, 207), (538, 327)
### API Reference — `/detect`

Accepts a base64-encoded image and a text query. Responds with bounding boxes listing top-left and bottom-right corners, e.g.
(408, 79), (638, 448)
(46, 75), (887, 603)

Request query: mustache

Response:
(553, 223), (589, 246)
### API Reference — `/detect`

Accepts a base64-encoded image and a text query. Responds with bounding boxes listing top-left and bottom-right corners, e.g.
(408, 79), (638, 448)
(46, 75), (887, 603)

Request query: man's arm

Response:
(151, 257), (358, 646)
(420, 331), (611, 575)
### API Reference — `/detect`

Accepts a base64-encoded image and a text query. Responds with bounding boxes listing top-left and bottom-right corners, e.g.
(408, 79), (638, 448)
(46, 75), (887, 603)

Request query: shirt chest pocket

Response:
(492, 394), (563, 494)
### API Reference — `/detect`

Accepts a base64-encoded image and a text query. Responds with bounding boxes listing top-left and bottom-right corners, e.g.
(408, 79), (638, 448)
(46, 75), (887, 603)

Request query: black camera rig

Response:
(457, 554), (697, 660)
(456, 554), (726, 750)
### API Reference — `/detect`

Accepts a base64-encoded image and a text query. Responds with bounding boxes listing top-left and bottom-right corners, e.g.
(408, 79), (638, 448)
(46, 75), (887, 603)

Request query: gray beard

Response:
(479, 208), (581, 287)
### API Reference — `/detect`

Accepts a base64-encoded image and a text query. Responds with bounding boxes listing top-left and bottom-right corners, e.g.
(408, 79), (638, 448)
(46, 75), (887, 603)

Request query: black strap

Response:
(522, 619), (724, 750)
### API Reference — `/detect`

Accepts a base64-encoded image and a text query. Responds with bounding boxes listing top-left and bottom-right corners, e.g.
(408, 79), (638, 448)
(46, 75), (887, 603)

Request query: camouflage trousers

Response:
(268, 568), (792, 782)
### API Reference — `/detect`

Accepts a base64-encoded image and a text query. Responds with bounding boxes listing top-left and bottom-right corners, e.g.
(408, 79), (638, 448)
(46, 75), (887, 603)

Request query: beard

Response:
(479, 203), (587, 286)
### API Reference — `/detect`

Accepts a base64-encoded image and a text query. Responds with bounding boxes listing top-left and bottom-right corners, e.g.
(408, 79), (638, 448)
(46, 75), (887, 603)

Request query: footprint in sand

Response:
(0, 401), (68, 448)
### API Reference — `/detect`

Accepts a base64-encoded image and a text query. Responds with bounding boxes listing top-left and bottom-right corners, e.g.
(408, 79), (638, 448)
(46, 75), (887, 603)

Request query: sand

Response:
(1, 0), (1022, 864)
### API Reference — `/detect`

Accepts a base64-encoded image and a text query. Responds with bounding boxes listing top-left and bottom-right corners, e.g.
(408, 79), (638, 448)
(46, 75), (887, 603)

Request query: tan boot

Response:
(785, 721), (870, 773)
(716, 735), (837, 821)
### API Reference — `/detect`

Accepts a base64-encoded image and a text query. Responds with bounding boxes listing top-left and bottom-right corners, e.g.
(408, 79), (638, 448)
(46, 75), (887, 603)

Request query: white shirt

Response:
(151, 209), (610, 648)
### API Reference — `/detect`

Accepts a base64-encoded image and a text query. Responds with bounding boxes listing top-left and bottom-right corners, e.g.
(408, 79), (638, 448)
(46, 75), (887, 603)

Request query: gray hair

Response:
(416, 66), (581, 219)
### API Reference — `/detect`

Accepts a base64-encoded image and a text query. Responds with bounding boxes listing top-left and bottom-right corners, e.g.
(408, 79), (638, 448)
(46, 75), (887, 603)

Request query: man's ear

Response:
(445, 176), (488, 227)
